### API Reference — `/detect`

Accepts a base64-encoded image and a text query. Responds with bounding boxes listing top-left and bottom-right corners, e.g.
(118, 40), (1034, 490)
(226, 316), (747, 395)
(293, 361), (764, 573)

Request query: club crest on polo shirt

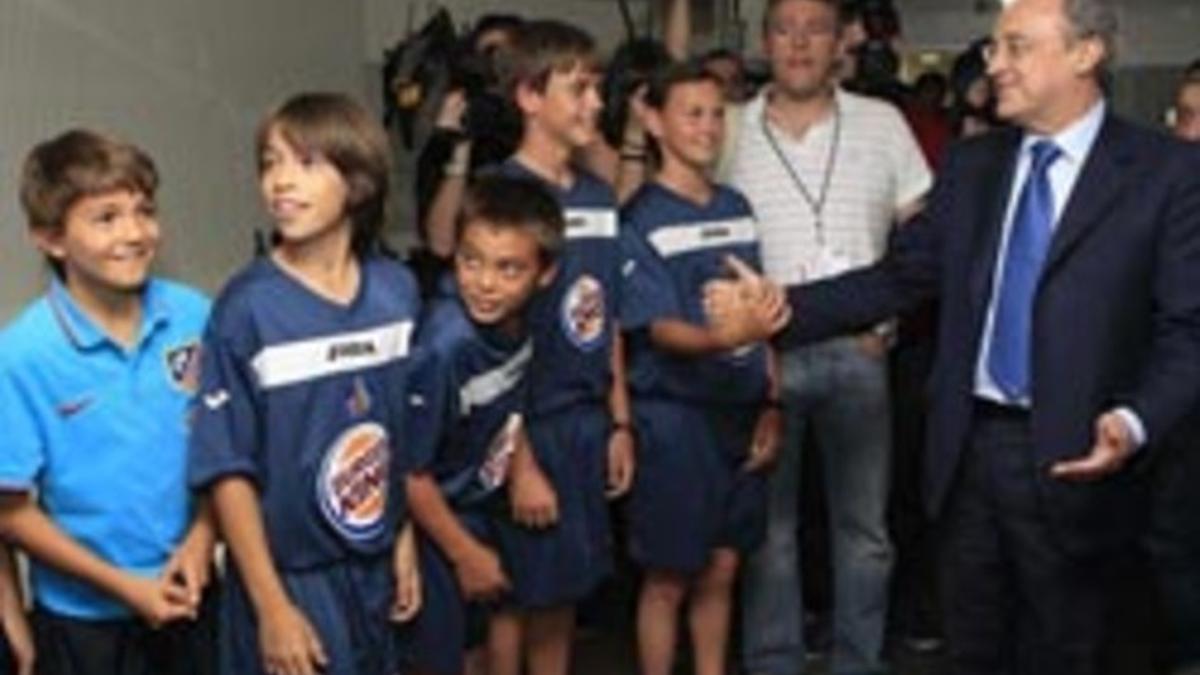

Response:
(560, 274), (606, 351)
(317, 422), (390, 543)
(164, 341), (202, 394)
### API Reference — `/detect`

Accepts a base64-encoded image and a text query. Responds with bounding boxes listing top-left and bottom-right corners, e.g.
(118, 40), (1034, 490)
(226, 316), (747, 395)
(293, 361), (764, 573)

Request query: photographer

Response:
(579, 0), (688, 202)
(414, 14), (524, 294)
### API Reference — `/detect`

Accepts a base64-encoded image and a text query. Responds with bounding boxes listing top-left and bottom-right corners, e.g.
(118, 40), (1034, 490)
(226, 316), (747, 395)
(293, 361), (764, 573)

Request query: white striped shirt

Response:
(726, 88), (932, 286)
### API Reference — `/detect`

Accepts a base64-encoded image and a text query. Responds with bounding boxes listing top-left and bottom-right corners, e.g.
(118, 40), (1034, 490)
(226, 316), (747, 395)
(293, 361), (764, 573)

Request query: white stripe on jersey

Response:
(459, 340), (533, 415)
(647, 217), (758, 258)
(251, 321), (414, 390)
(564, 208), (617, 239)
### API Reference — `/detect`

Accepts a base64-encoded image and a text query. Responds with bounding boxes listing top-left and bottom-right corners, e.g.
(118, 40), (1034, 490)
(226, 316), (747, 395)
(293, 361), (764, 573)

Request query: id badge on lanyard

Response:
(812, 243), (854, 278)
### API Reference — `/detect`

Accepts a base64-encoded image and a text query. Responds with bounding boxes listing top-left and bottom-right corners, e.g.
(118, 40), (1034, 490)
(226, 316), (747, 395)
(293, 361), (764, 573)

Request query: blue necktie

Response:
(988, 140), (1062, 401)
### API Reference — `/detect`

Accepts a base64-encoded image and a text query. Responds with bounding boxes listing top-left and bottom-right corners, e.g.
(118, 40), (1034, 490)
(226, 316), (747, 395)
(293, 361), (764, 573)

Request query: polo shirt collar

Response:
(48, 279), (170, 352)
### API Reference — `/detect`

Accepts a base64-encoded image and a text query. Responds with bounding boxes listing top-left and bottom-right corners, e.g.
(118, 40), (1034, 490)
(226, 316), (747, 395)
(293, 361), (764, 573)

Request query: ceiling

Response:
(895, 0), (1193, 7)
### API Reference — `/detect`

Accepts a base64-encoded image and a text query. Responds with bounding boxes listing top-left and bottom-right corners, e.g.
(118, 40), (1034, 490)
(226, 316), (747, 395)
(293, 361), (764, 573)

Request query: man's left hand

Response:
(1050, 411), (1136, 482)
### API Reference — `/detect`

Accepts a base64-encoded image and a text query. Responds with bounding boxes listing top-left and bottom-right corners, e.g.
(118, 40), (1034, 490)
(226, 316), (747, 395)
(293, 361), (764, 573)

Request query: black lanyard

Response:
(760, 99), (842, 245)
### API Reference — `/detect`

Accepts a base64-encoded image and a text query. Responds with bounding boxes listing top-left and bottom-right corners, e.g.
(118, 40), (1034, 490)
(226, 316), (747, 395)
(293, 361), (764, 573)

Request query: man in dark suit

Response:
(704, 0), (1200, 672)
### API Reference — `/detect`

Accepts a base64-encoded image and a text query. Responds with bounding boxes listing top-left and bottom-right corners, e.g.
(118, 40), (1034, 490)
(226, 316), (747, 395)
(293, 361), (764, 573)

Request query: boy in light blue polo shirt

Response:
(0, 129), (216, 675)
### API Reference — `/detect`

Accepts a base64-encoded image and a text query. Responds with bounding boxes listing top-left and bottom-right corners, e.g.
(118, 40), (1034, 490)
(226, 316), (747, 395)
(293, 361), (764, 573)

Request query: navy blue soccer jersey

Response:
(620, 182), (770, 405)
(494, 159), (620, 416)
(189, 255), (420, 569)
(406, 298), (531, 509)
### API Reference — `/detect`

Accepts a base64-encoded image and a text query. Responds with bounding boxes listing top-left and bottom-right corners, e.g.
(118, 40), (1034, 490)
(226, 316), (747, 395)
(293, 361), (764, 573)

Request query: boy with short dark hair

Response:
(404, 175), (565, 675)
(0, 128), (216, 675)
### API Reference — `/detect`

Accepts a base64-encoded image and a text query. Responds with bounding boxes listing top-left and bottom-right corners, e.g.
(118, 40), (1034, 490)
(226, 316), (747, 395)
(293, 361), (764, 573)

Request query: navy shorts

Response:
(628, 398), (767, 574)
(32, 585), (218, 675)
(493, 403), (613, 608)
(403, 510), (498, 675)
(220, 554), (400, 675)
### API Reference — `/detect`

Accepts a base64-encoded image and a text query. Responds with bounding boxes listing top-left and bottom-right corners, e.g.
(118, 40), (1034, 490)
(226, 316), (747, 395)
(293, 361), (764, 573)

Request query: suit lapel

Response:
(1042, 115), (1136, 276)
(967, 130), (1021, 318)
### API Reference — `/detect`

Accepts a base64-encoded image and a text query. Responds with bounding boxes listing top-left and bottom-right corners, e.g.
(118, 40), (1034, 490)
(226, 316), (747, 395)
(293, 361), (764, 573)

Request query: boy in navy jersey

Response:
(189, 93), (421, 675)
(619, 62), (780, 675)
(488, 20), (635, 675)
(404, 175), (565, 675)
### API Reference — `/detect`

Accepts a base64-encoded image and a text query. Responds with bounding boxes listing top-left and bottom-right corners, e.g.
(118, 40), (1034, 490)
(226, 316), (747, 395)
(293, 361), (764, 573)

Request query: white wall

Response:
(0, 0), (366, 319)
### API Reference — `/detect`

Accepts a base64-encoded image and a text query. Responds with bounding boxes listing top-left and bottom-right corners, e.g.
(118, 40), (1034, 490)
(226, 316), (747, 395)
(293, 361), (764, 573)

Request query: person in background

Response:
(415, 13), (525, 295)
(903, 71), (954, 171)
(949, 39), (1001, 138)
(1169, 62), (1200, 141)
(1145, 58), (1200, 675)
(702, 48), (751, 103)
(723, 1), (931, 673)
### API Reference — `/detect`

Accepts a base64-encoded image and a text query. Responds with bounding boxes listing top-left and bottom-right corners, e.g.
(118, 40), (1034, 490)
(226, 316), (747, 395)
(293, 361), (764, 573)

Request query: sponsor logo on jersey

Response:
(164, 341), (202, 394)
(251, 321), (413, 390)
(647, 217), (757, 258)
(563, 208), (618, 240)
(560, 274), (606, 351)
(317, 422), (390, 543)
(700, 224), (732, 240)
(327, 340), (378, 363)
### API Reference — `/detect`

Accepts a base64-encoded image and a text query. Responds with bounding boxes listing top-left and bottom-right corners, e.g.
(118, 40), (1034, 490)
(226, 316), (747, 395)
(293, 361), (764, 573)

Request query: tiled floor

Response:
(570, 607), (1169, 675)
(573, 630), (950, 675)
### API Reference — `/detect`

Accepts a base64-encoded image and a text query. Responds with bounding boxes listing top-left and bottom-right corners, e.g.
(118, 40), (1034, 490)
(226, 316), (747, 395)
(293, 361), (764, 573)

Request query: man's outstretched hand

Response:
(703, 255), (792, 348)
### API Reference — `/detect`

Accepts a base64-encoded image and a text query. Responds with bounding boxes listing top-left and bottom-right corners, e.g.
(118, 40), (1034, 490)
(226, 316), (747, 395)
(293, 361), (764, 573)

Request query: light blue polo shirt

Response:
(0, 278), (210, 619)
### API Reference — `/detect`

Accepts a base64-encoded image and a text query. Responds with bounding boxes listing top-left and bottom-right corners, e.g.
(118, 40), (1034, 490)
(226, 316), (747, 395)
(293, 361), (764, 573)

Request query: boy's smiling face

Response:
(37, 188), (160, 297)
(648, 79), (726, 174)
(520, 63), (603, 150)
(259, 126), (351, 248)
(455, 220), (554, 333)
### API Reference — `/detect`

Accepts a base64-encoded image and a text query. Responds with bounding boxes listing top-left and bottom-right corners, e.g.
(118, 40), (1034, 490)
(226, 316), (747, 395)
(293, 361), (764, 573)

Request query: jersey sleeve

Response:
(0, 362), (45, 492)
(187, 322), (264, 490)
(618, 226), (683, 331)
(402, 344), (453, 474)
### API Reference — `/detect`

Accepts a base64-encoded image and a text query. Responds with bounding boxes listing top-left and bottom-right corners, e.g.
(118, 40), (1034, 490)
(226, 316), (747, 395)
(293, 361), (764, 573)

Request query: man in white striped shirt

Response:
(723, 1), (930, 673)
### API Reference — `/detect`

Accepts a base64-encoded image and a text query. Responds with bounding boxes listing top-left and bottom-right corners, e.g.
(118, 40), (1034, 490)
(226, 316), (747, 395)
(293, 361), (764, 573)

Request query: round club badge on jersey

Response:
(164, 340), (202, 394)
(316, 421), (390, 544)
(560, 274), (606, 351)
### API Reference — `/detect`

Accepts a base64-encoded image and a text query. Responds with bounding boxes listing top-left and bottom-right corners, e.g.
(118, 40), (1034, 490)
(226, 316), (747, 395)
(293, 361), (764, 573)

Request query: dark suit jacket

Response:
(780, 113), (1200, 555)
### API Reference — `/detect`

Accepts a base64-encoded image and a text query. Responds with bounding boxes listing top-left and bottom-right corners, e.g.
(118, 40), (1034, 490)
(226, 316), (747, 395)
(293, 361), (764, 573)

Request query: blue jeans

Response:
(741, 338), (894, 675)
